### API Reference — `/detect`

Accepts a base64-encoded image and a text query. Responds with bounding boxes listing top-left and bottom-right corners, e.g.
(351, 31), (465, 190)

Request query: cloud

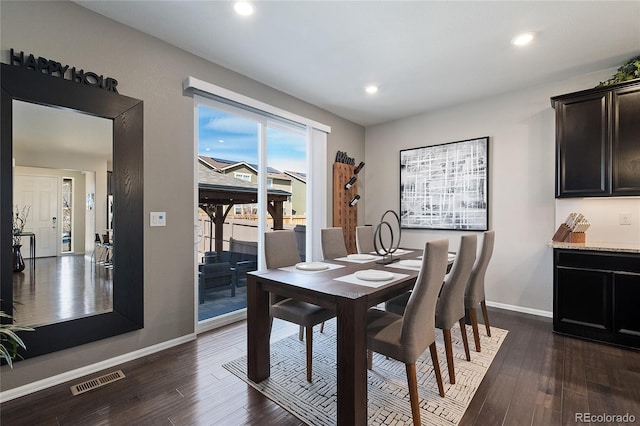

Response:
(202, 116), (258, 135)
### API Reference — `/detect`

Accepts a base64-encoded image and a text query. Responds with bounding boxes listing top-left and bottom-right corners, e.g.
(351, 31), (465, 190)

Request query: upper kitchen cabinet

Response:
(552, 79), (640, 198)
(612, 84), (640, 194)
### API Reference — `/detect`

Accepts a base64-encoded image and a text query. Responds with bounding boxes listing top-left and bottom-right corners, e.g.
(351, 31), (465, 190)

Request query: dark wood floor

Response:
(13, 254), (244, 326)
(12, 255), (113, 327)
(2, 308), (639, 425)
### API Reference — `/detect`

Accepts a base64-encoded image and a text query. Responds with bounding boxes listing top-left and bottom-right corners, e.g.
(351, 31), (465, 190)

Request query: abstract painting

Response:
(400, 137), (489, 230)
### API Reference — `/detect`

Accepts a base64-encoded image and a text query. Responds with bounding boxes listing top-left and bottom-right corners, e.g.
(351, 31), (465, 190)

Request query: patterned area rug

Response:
(224, 319), (507, 425)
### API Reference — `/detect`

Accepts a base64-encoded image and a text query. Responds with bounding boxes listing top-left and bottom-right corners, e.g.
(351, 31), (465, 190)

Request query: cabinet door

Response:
(556, 93), (610, 197)
(613, 272), (640, 339)
(555, 267), (611, 332)
(612, 85), (640, 195)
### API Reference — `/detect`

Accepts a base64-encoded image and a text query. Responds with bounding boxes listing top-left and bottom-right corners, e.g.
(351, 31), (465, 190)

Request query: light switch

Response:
(150, 212), (166, 227)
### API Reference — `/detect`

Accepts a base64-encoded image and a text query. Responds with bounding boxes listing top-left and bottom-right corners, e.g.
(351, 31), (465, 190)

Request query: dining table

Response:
(247, 249), (455, 426)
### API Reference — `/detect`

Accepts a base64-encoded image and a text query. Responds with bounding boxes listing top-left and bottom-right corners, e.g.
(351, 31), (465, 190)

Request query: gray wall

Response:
(0, 1), (364, 391)
(365, 69), (617, 314)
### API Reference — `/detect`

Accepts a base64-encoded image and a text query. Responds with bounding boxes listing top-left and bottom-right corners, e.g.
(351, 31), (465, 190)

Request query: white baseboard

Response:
(0, 333), (196, 403)
(486, 300), (553, 318)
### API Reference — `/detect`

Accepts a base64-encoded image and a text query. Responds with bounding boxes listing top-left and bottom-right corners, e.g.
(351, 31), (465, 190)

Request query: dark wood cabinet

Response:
(612, 85), (640, 194)
(613, 272), (640, 339)
(552, 79), (640, 198)
(553, 249), (640, 349)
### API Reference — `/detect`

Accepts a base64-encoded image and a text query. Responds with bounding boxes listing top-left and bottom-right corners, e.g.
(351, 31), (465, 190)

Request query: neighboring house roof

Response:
(199, 156), (228, 171)
(198, 155), (294, 181)
(285, 170), (307, 184)
(198, 165), (290, 205)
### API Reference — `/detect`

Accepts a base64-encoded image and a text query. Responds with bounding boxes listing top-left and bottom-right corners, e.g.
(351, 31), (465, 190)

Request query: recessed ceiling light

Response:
(365, 85), (379, 95)
(234, 1), (255, 16)
(511, 32), (535, 46)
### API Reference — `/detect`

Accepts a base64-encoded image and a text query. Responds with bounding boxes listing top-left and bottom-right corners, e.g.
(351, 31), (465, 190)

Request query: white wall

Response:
(365, 68), (618, 314)
(556, 198), (640, 244)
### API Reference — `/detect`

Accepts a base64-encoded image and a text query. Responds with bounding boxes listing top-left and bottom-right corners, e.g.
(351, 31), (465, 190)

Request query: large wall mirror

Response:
(1, 63), (144, 359)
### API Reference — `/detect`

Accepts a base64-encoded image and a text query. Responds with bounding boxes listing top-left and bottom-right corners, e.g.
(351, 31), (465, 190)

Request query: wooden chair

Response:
(264, 230), (335, 382)
(355, 225), (375, 254)
(366, 239), (449, 425)
(465, 230), (495, 352)
(321, 227), (348, 259)
(385, 235), (477, 384)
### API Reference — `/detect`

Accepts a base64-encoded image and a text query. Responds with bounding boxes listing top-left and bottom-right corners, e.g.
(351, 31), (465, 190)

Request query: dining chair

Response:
(93, 233), (105, 264)
(355, 225), (375, 254)
(435, 234), (476, 383)
(465, 230), (495, 352)
(385, 234), (477, 385)
(264, 230), (335, 382)
(102, 233), (113, 269)
(321, 227), (348, 259)
(366, 239), (449, 425)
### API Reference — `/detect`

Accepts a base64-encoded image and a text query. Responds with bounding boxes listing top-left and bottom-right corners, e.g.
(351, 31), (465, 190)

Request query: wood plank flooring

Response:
(12, 255), (113, 327)
(2, 308), (640, 425)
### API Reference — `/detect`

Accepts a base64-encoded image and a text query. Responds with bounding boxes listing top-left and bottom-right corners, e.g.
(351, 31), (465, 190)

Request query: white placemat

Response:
(278, 262), (344, 274)
(385, 261), (421, 271)
(334, 254), (383, 263)
(333, 271), (409, 288)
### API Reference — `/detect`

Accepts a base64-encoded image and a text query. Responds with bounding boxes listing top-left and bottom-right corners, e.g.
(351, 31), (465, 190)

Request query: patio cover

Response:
(198, 168), (290, 253)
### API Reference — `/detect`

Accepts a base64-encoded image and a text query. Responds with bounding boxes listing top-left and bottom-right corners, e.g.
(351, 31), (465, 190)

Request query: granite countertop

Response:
(548, 241), (640, 254)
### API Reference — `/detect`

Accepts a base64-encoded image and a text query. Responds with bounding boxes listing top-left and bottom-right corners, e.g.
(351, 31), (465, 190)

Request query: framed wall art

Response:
(400, 136), (489, 230)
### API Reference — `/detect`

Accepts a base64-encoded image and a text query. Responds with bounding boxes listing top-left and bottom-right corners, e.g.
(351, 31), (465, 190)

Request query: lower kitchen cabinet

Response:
(553, 248), (640, 349)
(613, 272), (640, 340)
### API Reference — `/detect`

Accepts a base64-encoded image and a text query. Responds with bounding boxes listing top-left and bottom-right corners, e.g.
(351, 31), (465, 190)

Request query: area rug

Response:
(224, 319), (507, 425)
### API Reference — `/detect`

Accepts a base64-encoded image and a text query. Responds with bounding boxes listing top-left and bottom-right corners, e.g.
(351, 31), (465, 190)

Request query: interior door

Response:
(14, 174), (59, 258)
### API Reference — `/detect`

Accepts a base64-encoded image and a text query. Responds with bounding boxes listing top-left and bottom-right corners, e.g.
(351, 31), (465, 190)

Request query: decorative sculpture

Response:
(374, 209), (402, 264)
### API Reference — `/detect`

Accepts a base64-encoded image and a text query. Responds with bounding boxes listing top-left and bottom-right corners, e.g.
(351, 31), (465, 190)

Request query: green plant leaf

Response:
(0, 345), (14, 368)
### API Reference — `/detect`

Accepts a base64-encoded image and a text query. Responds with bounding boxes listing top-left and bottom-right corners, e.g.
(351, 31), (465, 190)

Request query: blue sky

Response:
(197, 105), (307, 173)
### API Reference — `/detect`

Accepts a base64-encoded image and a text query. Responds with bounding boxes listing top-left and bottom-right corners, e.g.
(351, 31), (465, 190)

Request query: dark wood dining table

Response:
(247, 249), (449, 425)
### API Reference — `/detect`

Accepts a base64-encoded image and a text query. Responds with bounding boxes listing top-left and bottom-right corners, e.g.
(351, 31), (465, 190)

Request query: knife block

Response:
(567, 232), (586, 243)
(552, 224), (571, 242)
(552, 223), (586, 243)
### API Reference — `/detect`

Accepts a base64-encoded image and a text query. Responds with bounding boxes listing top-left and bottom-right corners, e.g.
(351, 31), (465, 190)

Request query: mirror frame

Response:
(1, 63), (144, 359)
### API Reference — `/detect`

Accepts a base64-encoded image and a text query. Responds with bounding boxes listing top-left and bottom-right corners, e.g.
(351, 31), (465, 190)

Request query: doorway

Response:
(14, 174), (58, 258)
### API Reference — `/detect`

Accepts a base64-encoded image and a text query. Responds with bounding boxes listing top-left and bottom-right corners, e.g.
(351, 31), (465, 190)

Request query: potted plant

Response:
(0, 309), (33, 368)
(598, 55), (640, 86)
(12, 205), (30, 272)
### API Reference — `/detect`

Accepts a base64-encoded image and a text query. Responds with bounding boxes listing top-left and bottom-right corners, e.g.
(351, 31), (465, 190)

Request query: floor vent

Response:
(70, 370), (126, 396)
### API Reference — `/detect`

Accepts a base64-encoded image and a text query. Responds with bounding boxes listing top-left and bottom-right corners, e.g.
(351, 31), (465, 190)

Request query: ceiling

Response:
(75, 1), (639, 127)
(13, 100), (112, 161)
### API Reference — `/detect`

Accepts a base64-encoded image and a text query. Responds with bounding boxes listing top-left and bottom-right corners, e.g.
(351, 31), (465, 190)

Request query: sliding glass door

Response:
(195, 97), (307, 324)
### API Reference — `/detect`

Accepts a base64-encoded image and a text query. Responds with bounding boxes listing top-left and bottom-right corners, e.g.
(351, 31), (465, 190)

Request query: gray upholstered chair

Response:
(435, 234), (476, 383)
(264, 230), (335, 381)
(385, 235), (477, 384)
(321, 227), (348, 259)
(366, 239), (449, 425)
(465, 230), (495, 352)
(355, 225), (375, 254)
